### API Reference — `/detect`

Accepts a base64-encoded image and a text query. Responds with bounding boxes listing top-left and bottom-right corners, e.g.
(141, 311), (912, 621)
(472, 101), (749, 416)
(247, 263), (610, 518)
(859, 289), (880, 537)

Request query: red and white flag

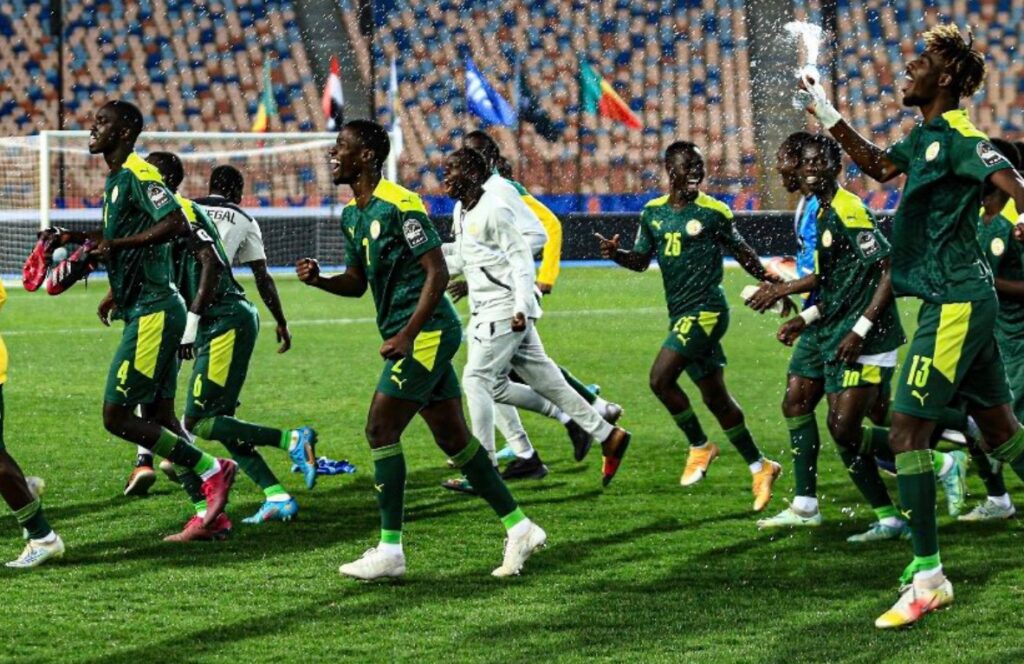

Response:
(322, 55), (345, 131)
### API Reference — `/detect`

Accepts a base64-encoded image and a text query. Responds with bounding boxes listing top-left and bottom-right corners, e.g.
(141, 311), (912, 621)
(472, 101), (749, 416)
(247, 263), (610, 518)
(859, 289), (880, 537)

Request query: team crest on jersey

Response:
(821, 229), (833, 248)
(857, 231), (880, 256)
(147, 183), (170, 207)
(685, 219), (703, 236)
(110, 185), (119, 203)
(977, 141), (1007, 168)
(925, 141), (940, 161)
(991, 237), (1006, 257)
(370, 219), (381, 239)
(403, 219), (427, 248)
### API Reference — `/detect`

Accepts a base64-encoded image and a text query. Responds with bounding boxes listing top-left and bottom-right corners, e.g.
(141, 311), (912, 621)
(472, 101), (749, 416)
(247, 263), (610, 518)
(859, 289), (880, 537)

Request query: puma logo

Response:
(911, 390), (929, 407)
(676, 333), (689, 346)
(390, 375), (407, 389)
(116, 386), (130, 398)
(374, 483), (384, 493)
(651, 220), (663, 231)
(193, 399), (206, 409)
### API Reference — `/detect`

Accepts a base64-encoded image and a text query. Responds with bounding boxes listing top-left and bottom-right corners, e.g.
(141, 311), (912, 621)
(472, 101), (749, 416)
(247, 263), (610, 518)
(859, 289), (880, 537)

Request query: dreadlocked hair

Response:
(923, 24), (986, 99)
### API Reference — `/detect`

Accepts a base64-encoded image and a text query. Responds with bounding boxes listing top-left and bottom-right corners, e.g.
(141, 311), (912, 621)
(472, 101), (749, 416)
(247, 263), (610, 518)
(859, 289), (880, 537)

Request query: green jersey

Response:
(634, 192), (744, 319)
(102, 152), (182, 320)
(978, 200), (1024, 340)
(884, 109), (1012, 303)
(171, 195), (249, 321)
(342, 178), (460, 338)
(813, 186), (905, 354)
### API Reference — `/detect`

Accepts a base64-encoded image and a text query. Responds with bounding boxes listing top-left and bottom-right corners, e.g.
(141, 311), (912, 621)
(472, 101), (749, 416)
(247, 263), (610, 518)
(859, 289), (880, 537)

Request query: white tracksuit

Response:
(444, 191), (612, 460)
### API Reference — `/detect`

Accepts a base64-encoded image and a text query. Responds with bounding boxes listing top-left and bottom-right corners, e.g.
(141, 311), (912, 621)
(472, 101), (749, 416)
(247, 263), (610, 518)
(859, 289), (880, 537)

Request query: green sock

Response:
(372, 443), (406, 537)
(559, 366), (597, 404)
(263, 484), (289, 499)
(966, 436), (1007, 496)
(380, 529), (401, 545)
(219, 438), (281, 491)
(858, 426), (890, 456)
(874, 505), (899, 521)
(175, 466), (207, 506)
(895, 450), (939, 561)
(991, 427), (1024, 484)
(672, 407), (708, 447)
(723, 422), (762, 465)
(151, 429), (213, 472)
(13, 498), (52, 540)
(786, 413), (820, 497)
(192, 416), (284, 449)
(501, 507), (527, 530)
(838, 447), (893, 510)
(453, 438), (519, 519)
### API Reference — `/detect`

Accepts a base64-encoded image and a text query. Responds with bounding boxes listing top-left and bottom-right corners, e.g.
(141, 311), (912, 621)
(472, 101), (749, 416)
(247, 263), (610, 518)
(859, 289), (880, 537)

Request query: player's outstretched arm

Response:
(798, 77), (902, 183)
(296, 258), (367, 298)
(180, 242), (226, 360)
(380, 248), (448, 360)
(747, 273), (818, 313)
(104, 209), (190, 255)
(594, 233), (652, 272)
(991, 169), (1024, 239)
(834, 258), (895, 363)
(248, 259), (291, 353)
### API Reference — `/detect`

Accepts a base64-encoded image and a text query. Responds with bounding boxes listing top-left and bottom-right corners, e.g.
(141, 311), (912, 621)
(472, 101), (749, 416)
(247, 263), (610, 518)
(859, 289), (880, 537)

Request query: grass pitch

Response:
(2, 268), (1022, 663)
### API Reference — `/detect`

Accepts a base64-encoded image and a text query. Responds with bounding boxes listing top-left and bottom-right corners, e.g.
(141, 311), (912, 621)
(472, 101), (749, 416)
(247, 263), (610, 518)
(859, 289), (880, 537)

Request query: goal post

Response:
(0, 130), (368, 274)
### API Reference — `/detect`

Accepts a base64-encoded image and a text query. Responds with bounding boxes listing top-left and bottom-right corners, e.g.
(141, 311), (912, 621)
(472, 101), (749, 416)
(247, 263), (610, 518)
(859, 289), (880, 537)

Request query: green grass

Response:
(2, 268), (1023, 663)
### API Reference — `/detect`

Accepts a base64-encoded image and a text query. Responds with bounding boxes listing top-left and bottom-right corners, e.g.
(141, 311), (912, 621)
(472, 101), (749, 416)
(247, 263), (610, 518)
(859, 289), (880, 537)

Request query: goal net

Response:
(0, 131), (354, 274)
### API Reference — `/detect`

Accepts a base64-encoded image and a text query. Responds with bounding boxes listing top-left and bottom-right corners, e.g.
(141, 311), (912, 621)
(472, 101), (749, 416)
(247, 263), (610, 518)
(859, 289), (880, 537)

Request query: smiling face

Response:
(328, 127), (365, 185)
(666, 147), (704, 199)
(799, 142), (840, 197)
(775, 144), (802, 194)
(88, 105), (122, 154)
(901, 49), (948, 107)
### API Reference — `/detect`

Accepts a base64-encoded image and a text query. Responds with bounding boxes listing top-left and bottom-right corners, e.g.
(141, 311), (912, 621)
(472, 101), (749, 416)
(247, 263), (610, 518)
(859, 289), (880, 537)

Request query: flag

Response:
(465, 58), (516, 127)
(515, 55), (562, 142)
(322, 55), (345, 131)
(579, 59), (641, 130)
(388, 56), (403, 160)
(251, 60), (277, 133)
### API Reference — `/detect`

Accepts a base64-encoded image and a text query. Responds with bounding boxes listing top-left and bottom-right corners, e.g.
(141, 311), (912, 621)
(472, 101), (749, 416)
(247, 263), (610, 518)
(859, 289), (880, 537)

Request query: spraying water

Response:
(784, 20), (825, 107)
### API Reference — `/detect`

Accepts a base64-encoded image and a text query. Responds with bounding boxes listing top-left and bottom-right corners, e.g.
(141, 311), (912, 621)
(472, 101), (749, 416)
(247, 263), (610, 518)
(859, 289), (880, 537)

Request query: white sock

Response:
(555, 411), (571, 425)
(198, 458), (222, 481)
(879, 516), (903, 528)
(690, 442), (708, 450)
(267, 493), (292, 503)
(137, 445), (150, 456)
(286, 429), (300, 451)
(196, 509), (208, 519)
(593, 396), (610, 416)
(749, 459), (764, 474)
(507, 517), (533, 539)
(989, 493), (1012, 509)
(792, 496), (818, 513)
(936, 452), (954, 478)
(33, 531), (57, 545)
(511, 438), (536, 459)
(966, 416), (981, 441)
(914, 565), (944, 586)
(377, 541), (403, 556)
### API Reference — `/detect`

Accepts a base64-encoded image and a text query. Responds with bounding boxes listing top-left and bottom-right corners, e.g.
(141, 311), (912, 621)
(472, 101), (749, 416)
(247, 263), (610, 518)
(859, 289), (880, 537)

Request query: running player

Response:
(297, 120), (545, 579)
(144, 152), (317, 539)
(596, 141), (784, 511)
(799, 24), (1024, 627)
(0, 278), (64, 567)
(962, 138), (1024, 521)
(51, 100), (236, 533)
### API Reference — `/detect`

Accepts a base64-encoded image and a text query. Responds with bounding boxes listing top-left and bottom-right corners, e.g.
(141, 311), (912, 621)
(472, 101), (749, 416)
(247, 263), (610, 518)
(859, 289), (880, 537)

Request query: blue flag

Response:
(465, 58), (516, 126)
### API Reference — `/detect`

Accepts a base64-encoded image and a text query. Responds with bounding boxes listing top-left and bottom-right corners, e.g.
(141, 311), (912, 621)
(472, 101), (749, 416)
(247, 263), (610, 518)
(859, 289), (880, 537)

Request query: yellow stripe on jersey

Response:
(123, 152), (167, 183)
(208, 329), (237, 387)
(134, 310), (166, 379)
(934, 302), (972, 382)
(644, 194), (670, 209)
(942, 110), (987, 139)
(695, 192), (733, 219)
(412, 330), (443, 371)
(1002, 199), (1019, 221)
(524, 194), (563, 287)
(830, 187), (874, 229)
(175, 194), (198, 223)
(372, 178), (428, 214)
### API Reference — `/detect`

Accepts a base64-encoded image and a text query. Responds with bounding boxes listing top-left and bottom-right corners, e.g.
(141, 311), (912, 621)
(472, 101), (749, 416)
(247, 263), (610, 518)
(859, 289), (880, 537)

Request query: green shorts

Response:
(824, 360), (895, 395)
(184, 302), (259, 419)
(997, 332), (1024, 423)
(104, 299), (186, 407)
(787, 326), (825, 381)
(662, 310), (729, 382)
(893, 298), (1011, 419)
(376, 325), (462, 406)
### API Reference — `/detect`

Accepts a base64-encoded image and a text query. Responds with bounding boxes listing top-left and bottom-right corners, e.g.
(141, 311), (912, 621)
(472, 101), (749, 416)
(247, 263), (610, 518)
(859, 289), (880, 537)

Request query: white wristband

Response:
(852, 315), (874, 338)
(182, 311), (201, 345)
(799, 306), (821, 325)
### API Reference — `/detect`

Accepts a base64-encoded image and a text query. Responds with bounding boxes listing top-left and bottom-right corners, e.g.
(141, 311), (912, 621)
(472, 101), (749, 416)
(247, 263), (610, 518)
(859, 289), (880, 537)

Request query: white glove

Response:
(181, 311), (201, 346)
(795, 67), (841, 129)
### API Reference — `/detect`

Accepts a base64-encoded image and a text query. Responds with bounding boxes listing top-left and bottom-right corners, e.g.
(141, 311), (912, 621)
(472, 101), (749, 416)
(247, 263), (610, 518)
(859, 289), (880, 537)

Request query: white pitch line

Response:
(0, 306), (665, 336)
